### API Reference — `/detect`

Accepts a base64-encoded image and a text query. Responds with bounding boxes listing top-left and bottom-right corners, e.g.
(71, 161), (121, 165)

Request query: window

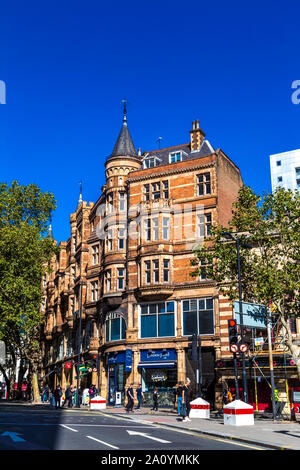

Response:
(296, 167), (300, 175)
(105, 269), (112, 292)
(73, 235), (76, 252)
(153, 259), (159, 283)
(163, 259), (170, 282)
(117, 268), (125, 290)
(276, 160), (281, 166)
(169, 152), (182, 163)
(105, 313), (126, 342)
(42, 274), (47, 287)
(71, 266), (76, 283)
(41, 297), (46, 312)
(144, 219), (151, 241)
(92, 245), (99, 265)
(70, 297), (75, 315)
(145, 261), (151, 284)
(182, 298), (214, 336)
(277, 176), (283, 183)
(163, 217), (170, 240)
(297, 178), (300, 188)
(152, 217), (159, 241)
(152, 182), (161, 200)
(197, 172), (211, 196)
(144, 184), (150, 201)
(108, 194), (114, 213)
(163, 180), (169, 198)
(119, 192), (126, 212)
(198, 213), (212, 237)
(144, 157), (157, 168)
(118, 228), (125, 250)
(140, 301), (175, 338)
(106, 229), (113, 251)
(91, 281), (99, 302)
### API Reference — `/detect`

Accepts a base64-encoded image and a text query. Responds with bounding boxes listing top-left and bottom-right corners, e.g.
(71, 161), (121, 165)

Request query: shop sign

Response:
(65, 362), (72, 369)
(13, 383), (18, 391)
(151, 373), (167, 382)
(141, 349), (177, 362)
(254, 337), (264, 346)
(125, 349), (132, 372)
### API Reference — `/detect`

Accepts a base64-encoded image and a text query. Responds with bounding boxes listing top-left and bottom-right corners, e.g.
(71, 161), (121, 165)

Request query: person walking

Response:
(182, 378), (191, 422)
(152, 387), (159, 411)
(176, 382), (183, 416)
(64, 385), (73, 408)
(126, 383), (134, 412)
(136, 384), (144, 411)
(53, 385), (62, 409)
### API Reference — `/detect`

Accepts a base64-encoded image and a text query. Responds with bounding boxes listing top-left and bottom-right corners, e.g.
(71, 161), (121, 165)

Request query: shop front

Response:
(138, 349), (177, 407)
(107, 350), (132, 406)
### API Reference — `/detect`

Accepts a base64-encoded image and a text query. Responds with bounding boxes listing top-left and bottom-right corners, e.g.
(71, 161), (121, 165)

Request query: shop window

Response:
(140, 301), (175, 338)
(182, 298), (214, 336)
(105, 313), (126, 342)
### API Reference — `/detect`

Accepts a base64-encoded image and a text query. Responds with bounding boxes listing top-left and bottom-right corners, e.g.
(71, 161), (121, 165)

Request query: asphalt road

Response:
(0, 405), (266, 452)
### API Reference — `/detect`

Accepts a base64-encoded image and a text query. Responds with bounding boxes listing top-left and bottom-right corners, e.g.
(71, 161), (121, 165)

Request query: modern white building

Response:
(270, 149), (300, 192)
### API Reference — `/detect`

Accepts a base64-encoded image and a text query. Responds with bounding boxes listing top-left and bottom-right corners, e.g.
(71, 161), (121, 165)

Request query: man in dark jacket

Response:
(54, 385), (62, 409)
(126, 384), (134, 412)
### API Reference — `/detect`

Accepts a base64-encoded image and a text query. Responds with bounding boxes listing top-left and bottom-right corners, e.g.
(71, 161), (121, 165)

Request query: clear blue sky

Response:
(1, 0), (300, 243)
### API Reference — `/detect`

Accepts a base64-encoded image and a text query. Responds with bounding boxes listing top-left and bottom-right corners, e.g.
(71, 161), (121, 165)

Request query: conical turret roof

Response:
(110, 114), (137, 158)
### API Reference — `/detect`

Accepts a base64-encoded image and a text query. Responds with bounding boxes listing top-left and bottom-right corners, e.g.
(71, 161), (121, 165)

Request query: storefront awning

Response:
(138, 361), (176, 369)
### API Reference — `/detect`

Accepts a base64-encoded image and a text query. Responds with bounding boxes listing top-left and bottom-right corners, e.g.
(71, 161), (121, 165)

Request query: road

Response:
(0, 405), (266, 452)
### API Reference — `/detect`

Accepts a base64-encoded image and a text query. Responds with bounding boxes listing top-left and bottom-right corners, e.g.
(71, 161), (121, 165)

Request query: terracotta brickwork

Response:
(41, 118), (243, 405)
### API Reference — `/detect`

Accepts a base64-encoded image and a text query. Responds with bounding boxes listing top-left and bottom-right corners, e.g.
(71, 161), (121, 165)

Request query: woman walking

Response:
(152, 387), (159, 411)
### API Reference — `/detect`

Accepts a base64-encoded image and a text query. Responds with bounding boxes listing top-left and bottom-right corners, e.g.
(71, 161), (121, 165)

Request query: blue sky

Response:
(0, 0), (300, 243)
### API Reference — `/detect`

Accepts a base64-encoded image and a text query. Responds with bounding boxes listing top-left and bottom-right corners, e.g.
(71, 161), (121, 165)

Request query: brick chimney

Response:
(190, 120), (206, 151)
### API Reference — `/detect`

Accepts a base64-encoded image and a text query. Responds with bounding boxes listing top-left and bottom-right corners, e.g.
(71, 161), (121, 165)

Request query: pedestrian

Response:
(176, 382), (183, 416)
(227, 389), (233, 403)
(126, 383), (134, 412)
(222, 389), (229, 405)
(182, 378), (191, 422)
(136, 384), (144, 411)
(53, 385), (62, 409)
(64, 385), (73, 408)
(152, 387), (159, 411)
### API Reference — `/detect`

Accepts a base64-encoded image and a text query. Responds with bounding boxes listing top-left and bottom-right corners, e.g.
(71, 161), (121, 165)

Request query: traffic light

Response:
(228, 319), (238, 352)
(92, 355), (98, 370)
(188, 333), (198, 362)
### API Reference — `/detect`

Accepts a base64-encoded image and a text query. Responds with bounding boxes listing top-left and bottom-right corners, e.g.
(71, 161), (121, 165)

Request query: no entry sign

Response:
(239, 344), (248, 353)
(230, 344), (238, 353)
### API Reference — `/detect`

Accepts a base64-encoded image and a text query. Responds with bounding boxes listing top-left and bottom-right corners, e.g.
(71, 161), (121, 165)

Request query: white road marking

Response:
(127, 429), (171, 444)
(86, 435), (119, 449)
(60, 424), (78, 432)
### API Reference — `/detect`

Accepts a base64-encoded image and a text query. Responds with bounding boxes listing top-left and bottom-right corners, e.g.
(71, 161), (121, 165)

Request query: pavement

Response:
(2, 401), (300, 450)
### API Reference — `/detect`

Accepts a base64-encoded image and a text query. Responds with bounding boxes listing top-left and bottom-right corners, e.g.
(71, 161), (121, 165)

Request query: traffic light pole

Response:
(236, 238), (248, 403)
(233, 353), (239, 400)
(198, 336), (202, 398)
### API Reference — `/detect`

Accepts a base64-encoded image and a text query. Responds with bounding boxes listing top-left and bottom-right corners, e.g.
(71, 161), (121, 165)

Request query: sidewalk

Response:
(99, 406), (300, 450)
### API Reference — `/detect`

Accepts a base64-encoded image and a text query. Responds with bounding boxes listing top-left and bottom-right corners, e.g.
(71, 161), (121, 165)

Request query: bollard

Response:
(89, 395), (106, 410)
(223, 400), (254, 426)
(189, 397), (210, 419)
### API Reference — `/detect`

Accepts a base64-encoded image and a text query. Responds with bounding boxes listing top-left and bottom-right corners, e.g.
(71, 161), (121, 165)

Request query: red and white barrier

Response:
(189, 397), (210, 419)
(89, 395), (106, 410)
(223, 400), (254, 426)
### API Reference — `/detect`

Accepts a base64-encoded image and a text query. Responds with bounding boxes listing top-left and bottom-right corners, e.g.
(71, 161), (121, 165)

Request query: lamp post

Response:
(76, 280), (84, 408)
(223, 232), (248, 403)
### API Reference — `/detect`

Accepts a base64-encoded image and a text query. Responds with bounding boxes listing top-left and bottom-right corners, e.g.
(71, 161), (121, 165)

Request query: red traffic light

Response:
(228, 319), (236, 327)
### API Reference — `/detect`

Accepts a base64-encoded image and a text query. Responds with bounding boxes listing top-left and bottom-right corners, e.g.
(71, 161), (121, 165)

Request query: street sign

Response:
(230, 344), (238, 353)
(239, 344), (248, 353)
(234, 301), (267, 328)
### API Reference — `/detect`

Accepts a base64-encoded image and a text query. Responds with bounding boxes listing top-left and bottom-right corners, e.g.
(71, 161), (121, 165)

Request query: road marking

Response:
(60, 424), (78, 432)
(1, 431), (26, 442)
(86, 435), (119, 449)
(127, 429), (171, 444)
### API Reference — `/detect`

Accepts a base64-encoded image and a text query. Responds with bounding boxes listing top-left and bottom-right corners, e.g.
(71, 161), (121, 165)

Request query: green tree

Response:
(0, 181), (57, 401)
(191, 185), (300, 378)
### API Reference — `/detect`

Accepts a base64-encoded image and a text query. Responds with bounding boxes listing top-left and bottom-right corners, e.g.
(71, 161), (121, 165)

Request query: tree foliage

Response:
(191, 185), (300, 376)
(0, 181), (57, 400)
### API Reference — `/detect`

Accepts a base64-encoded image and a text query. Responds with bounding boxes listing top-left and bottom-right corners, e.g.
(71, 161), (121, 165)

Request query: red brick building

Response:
(41, 114), (244, 407)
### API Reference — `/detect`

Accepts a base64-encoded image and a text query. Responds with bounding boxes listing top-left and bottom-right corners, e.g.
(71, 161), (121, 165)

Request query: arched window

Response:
(105, 312), (126, 342)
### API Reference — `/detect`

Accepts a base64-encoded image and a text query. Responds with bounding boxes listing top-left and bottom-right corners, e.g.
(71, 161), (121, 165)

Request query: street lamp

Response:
(222, 232), (248, 403)
(76, 280), (84, 408)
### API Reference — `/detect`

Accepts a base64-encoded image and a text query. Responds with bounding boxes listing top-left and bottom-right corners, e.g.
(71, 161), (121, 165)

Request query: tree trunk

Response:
(28, 360), (41, 403)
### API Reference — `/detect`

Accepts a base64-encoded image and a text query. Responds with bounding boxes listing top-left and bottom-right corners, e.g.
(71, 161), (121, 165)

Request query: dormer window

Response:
(169, 151), (182, 163)
(143, 155), (161, 168)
